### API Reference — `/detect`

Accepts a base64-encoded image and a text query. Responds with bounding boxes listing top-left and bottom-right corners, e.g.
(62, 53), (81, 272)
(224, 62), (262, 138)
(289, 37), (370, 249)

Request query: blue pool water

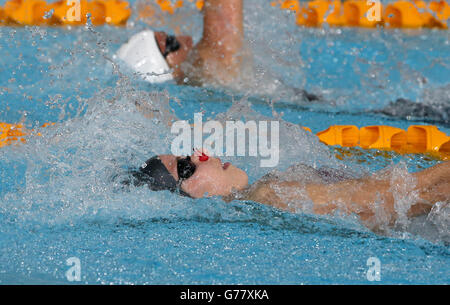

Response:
(0, 0), (449, 284)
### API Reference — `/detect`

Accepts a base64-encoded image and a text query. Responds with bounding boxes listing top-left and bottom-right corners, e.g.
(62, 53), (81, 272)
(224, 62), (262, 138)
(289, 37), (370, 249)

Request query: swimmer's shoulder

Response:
(237, 170), (284, 204)
(241, 180), (278, 205)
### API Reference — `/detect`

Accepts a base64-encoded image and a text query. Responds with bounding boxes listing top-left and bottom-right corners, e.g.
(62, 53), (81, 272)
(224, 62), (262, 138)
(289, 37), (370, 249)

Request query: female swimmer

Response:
(127, 153), (450, 229)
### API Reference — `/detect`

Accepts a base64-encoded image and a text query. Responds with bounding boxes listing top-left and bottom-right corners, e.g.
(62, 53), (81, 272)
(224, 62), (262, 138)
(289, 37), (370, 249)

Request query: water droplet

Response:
(43, 9), (54, 20)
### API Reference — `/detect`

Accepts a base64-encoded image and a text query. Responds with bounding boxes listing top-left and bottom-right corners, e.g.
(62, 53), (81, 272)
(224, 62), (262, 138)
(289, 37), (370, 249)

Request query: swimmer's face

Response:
(155, 32), (193, 69)
(159, 154), (249, 198)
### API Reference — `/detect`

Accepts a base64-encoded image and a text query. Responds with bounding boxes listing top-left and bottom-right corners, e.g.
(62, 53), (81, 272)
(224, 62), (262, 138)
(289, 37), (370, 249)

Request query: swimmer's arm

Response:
(246, 162), (450, 223)
(188, 0), (244, 84)
(306, 162), (450, 221)
(244, 178), (387, 221)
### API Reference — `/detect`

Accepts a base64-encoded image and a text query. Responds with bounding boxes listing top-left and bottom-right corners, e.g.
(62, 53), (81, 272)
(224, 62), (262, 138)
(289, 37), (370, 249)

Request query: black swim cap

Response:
(130, 156), (192, 197)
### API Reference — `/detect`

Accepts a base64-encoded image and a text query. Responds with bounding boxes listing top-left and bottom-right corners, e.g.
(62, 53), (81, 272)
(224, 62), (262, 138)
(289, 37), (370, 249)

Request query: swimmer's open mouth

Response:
(223, 162), (230, 170)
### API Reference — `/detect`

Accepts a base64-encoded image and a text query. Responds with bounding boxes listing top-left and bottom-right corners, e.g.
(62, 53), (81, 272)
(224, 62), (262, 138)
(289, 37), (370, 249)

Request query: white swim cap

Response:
(116, 30), (174, 83)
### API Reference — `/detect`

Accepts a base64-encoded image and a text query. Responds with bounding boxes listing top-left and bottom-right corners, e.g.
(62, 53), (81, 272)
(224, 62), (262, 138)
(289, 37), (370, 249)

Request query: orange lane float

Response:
(0, 0), (130, 26)
(4, 0), (446, 28)
(429, 0), (450, 28)
(52, 0), (131, 26)
(296, 0), (345, 27)
(0, 122), (55, 148)
(53, 0), (99, 25)
(0, 7), (7, 24)
(3, 0), (48, 25)
(342, 0), (382, 27)
(155, 0), (183, 14)
(279, 0), (300, 12)
(275, 0), (450, 28)
(316, 125), (359, 147)
(102, 0), (131, 25)
(359, 125), (406, 150)
(384, 0), (432, 28)
(384, 0), (450, 29)
(313, 124), (450, 157)
(0, 122), (27, 148)
(406, 125), (450, 153)
(152, 0), (203, 14)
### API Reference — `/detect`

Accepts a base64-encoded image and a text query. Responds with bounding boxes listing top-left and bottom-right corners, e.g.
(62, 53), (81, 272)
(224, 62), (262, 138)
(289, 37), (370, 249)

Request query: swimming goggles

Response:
(163, 35), (181, 58)
(177, 156), (197, 181)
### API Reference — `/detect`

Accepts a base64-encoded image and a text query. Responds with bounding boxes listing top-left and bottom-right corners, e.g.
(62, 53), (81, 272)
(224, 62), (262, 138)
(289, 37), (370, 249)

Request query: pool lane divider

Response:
(274, 0), (450, 29)
(1, 121), (449, 159)
(308, 124), (450, 159)
(0, 0), (131, 26)
(1, 0), (448, 28)
(149, 0), (450, 29)
(0, 122), (26, 147)
(0, 122), (54, 148)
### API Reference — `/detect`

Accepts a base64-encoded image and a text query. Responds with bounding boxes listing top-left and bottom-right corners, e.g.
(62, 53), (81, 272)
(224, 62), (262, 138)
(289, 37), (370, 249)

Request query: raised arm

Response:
(186, 0), (244, 85)
(245, 162), (450, 227)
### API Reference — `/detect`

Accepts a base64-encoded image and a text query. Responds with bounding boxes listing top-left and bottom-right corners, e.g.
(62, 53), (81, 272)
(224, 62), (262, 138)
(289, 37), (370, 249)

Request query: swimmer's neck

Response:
(221, 180), (265, 203)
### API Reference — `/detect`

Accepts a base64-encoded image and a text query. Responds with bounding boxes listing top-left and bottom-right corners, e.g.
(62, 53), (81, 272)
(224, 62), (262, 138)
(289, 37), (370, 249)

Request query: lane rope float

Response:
(2, 0), (448, 28)
(149, 0), (450, 29)
(275, 0), (450, 29)
(307, 124), (450, 158)
(0, 0), (131, 26)
(0, 122), (54, 148)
